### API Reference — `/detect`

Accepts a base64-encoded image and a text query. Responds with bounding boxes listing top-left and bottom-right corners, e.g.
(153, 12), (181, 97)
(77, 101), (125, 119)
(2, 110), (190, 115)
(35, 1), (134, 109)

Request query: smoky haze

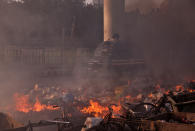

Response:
(0, 0), (194, 92)
(0, 0), (194, 96)
(0, 0), (195, 128)
(123, 0), (195, 79)
(125, 0), (166, 13)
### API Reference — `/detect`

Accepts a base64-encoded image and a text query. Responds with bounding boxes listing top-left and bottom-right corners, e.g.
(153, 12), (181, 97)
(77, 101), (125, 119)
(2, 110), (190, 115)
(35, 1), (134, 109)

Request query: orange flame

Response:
(125, 95), (134, 102)
(175, 85), (184, 92)
(81, 100), (122, 118)
(148, 93), (154, 98)
(124, 95), (139, 102)
(111, 104), (121, 115)
(14, 93), (32, 113)
(81, 100), (109, 118)
(191, 80), (195, 82)
(14, 93), (58, 113)
(125, 95), (131, 99)
(165, 90), (170, 95)
(187, 89), (195, 93)
(33, 97), (57, 112)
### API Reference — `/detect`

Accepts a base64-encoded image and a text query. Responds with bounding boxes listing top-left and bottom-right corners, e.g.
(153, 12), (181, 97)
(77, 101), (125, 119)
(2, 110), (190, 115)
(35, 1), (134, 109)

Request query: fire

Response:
(187, 89), (195, 93)
(81, 100), (122, 118)
(165, 90), (170, 95)
(148, 93), (154, 98)
(124, 95), (141, 103)
(14, 93), (59, 113)
(175, 85), (184, 92)
(81, 100), (109, 118)
(33, 97), (57, 112)
(125, 95), (135, 102)
(125, 95), (131, 99)
(111, 104), (121, 115)
(33, 98), (45, 112)
(14, 93), (32, 113)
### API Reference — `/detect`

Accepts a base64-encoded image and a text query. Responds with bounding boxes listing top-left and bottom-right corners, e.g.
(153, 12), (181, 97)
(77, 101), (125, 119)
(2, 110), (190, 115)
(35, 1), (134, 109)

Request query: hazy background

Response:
(0, 0), (195, 112)
(125, 0), (166, 13)
(0, 1), (194, 128)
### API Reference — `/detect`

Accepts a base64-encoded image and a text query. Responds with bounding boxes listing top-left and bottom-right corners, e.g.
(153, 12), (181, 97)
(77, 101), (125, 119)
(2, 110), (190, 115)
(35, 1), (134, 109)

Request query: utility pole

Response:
(104, 0), (125, 41)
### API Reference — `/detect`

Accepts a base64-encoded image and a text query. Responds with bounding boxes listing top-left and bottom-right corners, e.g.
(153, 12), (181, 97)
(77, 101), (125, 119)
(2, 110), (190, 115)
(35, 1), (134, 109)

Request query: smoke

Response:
(0, 1), (194, 126)
(0, 6), (45, 111)
(0, 6), (44, 45)
(125, 0), (166, 13)
(123, 0), (195, 79)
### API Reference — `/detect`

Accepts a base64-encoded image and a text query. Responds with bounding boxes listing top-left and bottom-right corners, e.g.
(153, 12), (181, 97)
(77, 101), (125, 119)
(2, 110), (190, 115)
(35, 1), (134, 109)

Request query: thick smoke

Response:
(0, 5), (45, 112)
(124, 0), (195, 80)
(0, 7), (44, 45)
(0, 1), (195, 128)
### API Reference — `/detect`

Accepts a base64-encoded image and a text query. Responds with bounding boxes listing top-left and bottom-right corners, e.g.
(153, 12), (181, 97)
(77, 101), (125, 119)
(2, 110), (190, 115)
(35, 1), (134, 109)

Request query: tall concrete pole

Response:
(104, 0), (125, 41)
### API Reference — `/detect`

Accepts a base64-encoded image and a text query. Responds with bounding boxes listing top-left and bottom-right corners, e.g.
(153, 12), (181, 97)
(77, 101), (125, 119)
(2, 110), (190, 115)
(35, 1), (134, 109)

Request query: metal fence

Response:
(0, 46), (77, 66)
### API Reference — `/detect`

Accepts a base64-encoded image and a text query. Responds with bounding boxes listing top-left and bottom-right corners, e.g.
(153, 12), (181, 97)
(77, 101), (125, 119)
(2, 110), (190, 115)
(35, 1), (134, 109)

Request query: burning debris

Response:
(1, 77), (195, 131)
(82, 91), (195, 131)
(78, 79), (195, 131)
(14, 93), (59, 113)
(81, 100), (109, 118)
(1, 79), (195, 131)
(0, 0), (195, 131)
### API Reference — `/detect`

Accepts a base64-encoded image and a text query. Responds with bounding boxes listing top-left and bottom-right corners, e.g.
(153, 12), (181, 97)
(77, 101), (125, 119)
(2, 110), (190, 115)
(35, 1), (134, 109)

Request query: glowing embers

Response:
(14, 93), (59, 113)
